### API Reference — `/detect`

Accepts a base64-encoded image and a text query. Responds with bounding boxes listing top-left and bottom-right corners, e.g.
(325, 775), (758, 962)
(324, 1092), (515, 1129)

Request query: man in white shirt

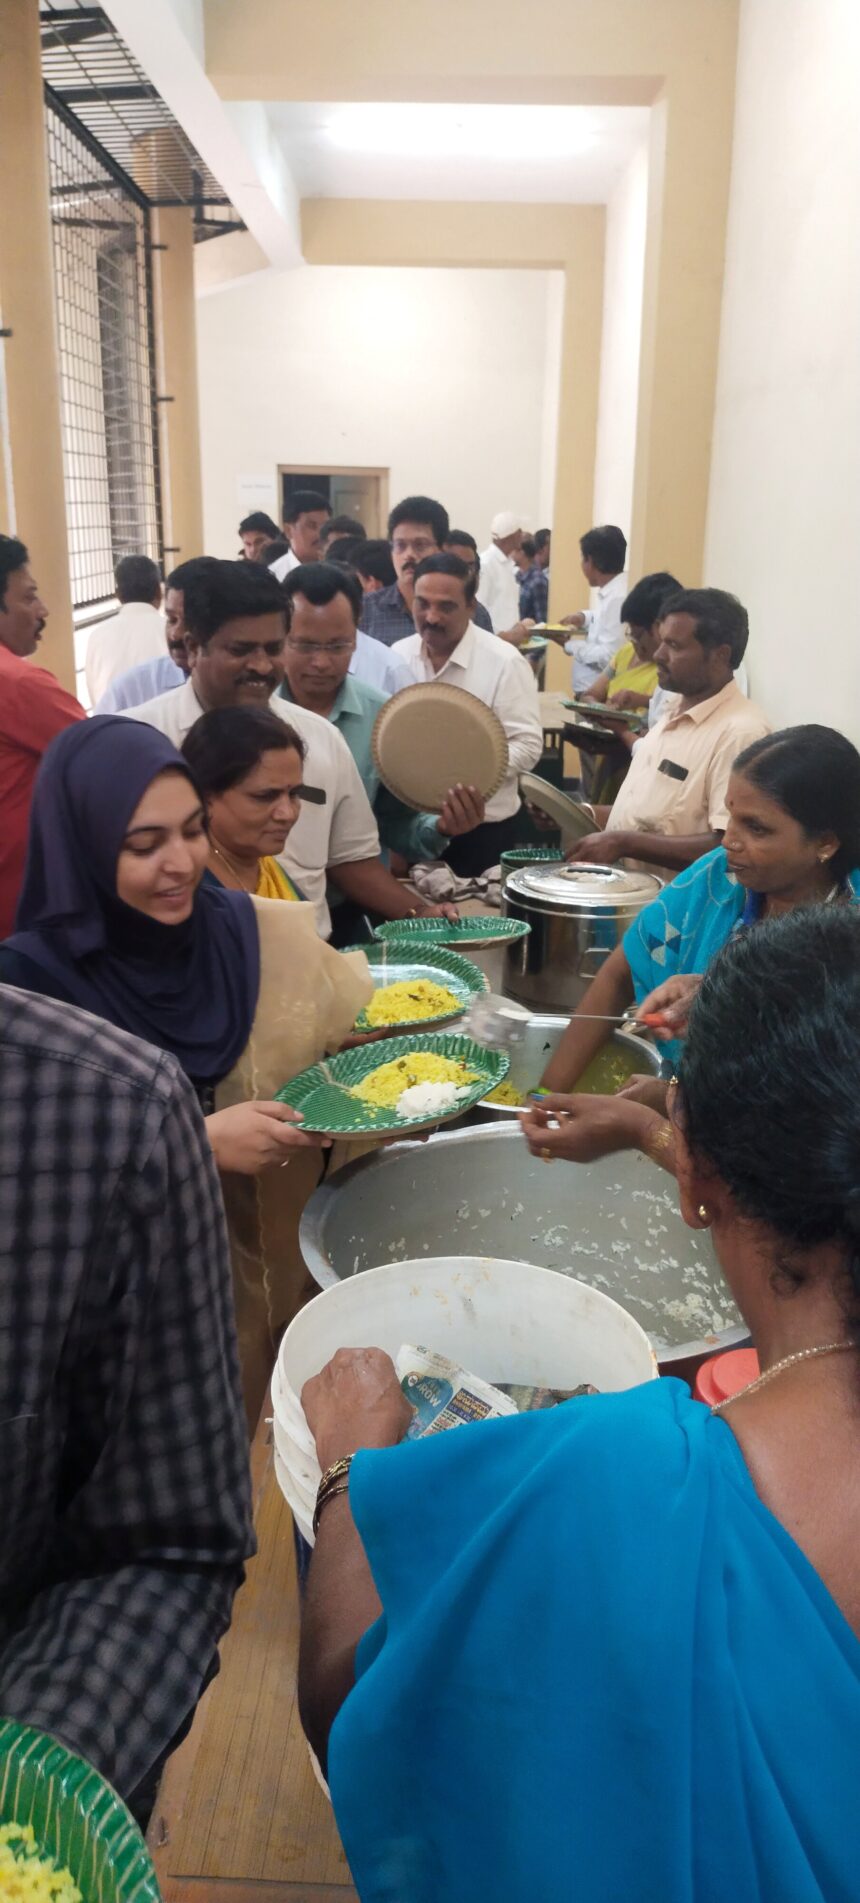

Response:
(563, 525), (628, 694)
(84, 556), (165, 707)
(393, 553), (543, 875)
(477, 511), (524, 636)
(239, 512), (281, 562)
(270, 491), (333, 581)
(129, 560), (452, 938)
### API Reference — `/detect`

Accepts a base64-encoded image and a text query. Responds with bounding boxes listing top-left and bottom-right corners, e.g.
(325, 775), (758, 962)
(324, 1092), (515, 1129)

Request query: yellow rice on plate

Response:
(483, 1080), (524, 1106)
(0, 1824), (81, 1903)
(363, 978), (461, 1028)
(352, 1051), (478, 1109)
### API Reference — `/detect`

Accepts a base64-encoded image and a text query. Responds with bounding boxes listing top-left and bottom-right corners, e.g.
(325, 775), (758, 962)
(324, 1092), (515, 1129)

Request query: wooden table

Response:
(148, 1414), (358, 1903)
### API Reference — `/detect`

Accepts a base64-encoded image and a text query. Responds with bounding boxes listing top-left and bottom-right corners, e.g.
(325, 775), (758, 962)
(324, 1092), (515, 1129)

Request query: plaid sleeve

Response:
(0, 1034), (254, 1796)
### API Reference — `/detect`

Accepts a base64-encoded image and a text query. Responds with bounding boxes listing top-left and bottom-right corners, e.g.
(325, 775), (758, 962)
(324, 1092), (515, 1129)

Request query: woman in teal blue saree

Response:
(297, 906), (860, 1902)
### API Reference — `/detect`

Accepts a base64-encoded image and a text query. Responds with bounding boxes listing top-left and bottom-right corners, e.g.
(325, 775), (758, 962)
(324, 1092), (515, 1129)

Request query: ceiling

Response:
(268, 102), (649, 205)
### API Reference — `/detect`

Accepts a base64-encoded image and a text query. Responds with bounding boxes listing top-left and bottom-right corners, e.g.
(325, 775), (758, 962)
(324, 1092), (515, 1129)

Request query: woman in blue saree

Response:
(297, 906), (860, 1902)
(540, 723), (860, 1090)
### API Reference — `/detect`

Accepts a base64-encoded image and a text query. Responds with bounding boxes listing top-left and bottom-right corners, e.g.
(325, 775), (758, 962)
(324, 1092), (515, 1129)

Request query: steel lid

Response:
(505, 861), (662, 909)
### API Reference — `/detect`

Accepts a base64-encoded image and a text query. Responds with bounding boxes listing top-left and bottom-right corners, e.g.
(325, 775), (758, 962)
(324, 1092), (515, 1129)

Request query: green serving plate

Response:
(373, 915), (531, 949)
(0, 1720), (160, 1903)
(350, 943), (489, 1034)
(563, 698), (648, 731)
(275, 1031), (510, 1138)
(499, 845), (564, 872)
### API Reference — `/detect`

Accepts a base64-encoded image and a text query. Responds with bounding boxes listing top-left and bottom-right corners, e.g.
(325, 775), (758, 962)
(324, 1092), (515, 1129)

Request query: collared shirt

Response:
(606, 679), (771, 869)
(566, 572), (627, 691)
(280, 675), (444, 865)
(520, 565), (549, 623)
(477, 542), (520, 634)
(0, 989), (253, 1799)
(352, 629), (413, 696)
(130, 679), (380, 938)
(84, 602), (167, 707)
(269, 548), (300, 581)
(0, 644), (84, 938)
(361, 582), (494, 647)
(392, 621), (543, 822)
(94, 652), (184, 714)
(646, 661), (750, 733)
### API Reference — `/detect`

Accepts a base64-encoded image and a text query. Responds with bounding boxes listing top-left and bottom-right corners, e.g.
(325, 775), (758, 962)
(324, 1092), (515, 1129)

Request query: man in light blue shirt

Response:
(278, 562), (484, 867)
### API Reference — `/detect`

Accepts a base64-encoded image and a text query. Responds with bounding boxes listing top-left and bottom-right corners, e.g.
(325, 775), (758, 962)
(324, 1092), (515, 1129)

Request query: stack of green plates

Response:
(276, 1031), (510, 1137)
(499, 845), (564, 872)
(0, 1721), (160, 1902)
(372, 915), (530, 949)
(350, 943), (488, 1034)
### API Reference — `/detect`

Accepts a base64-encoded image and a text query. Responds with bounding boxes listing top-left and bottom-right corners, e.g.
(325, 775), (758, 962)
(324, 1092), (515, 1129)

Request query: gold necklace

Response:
(712, 1340), (860, 1414)
(210, 838), (259, 893)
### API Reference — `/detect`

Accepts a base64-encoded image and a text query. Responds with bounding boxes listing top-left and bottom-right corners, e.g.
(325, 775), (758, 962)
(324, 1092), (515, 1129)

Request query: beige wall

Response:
(705, 0), (860, 739)
(196, 262), (561, 557)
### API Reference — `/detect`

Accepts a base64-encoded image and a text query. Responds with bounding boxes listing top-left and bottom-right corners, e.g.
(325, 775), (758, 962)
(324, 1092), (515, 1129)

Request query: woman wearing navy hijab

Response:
(1, 717), (371, 1418)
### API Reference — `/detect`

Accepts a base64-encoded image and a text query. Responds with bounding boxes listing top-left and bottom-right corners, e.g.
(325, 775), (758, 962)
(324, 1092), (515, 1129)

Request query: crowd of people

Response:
(1, 492), (859, 1892)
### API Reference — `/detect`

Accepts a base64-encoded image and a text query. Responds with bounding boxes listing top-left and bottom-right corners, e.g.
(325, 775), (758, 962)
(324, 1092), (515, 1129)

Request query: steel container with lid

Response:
(500, 860), (662, 1011)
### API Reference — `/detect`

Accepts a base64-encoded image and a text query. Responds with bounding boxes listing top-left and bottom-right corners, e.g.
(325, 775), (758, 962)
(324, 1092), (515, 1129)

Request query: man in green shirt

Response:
(279, 563), (485, 874)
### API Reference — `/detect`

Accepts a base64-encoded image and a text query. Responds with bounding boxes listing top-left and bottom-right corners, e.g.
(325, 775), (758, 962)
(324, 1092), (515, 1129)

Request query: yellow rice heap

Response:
(363, 978), (461, 1028)
(352, 1051), (478, 1109)
(0, 1825), (81, 1903)
(483, 1080), (524, 1106)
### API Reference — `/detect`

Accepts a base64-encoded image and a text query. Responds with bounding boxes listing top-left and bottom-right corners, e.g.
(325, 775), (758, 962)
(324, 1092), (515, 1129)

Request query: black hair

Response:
(0, 535), (29, 607)
(322, 514), (366, 541)
(534, 528), (551, 555)
(324, 535), (366, 567)
(678, 908), (860, 1320)
(165, 555), (220, 594)
(284, 490), (332, 525)
(660, 585), (749, 668)
(412, 552), (476, 602)
(182, 559), (289, 644)
(115, 554), (161, 604)
(445, 530), (478, 558)
(520, 536), (536, 562)
(621, 570), (684, 629)
(239, 511), (280, 538)
(732, 726), (860, 884)
(355, 539), (396, 588)
(182, 705), (305, 796)
(387, 495), (449, 547)
(260, 537), (292, 565)
(282, 559), (363, 626)
(580, 524), (627, 574)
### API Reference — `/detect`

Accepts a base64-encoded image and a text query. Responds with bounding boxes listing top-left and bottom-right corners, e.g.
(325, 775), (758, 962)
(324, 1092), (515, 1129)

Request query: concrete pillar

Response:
(0, 0), (77, 690)
(134, 132), (204, 565)
(629, 79), (737, 585)
(544, 209), (604, 692)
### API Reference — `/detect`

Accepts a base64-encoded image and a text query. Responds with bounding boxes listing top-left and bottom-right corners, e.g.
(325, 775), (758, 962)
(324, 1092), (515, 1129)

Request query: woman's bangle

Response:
(642, 1117), (673, 1163)
(313, 1454), (355, 1536)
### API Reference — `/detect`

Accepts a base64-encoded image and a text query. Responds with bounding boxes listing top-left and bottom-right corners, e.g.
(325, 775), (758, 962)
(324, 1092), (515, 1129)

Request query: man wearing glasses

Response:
(360, 495), (493, 646)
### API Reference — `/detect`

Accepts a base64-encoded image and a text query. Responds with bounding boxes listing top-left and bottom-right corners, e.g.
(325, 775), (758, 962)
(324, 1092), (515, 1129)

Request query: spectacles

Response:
(391, 536), (436, 556)
(285, 637), (355, 656)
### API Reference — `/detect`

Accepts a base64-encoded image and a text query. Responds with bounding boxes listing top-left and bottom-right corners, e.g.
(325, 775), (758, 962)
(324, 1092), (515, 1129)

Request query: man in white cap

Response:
(477, 512), (524, 635)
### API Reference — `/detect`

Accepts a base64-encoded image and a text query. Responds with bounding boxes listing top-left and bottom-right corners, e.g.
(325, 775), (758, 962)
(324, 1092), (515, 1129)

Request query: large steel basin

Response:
(300, 1124), (745, 1366)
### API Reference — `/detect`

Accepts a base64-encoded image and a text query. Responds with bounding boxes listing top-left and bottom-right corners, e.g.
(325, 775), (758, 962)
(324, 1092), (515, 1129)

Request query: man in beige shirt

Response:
(566, 588), (770, 878)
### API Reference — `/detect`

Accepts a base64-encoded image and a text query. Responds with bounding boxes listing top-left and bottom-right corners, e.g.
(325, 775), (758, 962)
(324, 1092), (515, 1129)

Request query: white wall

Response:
(592, 142), (648, 538)
(195, 263), (563, 554)
(705, 0), (860, 736)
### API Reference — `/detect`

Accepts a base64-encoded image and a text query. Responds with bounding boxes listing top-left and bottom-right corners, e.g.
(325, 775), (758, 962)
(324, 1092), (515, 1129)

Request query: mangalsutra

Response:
(210, 838), (258, 893)
(712, 1340), (860, 1414)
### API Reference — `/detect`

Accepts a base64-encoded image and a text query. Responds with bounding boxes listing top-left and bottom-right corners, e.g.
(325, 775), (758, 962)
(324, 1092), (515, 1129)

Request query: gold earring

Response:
(698, 1205), (710, 1223)
(819, 850), (833, 863)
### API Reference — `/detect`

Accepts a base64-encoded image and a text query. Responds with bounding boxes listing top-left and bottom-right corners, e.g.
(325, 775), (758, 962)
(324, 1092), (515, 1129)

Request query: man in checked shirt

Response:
(0, 988), (254, 1819)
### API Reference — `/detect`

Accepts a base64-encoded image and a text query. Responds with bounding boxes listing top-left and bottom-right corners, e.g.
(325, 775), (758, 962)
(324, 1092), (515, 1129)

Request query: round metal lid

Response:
(505, 861), (662, 909)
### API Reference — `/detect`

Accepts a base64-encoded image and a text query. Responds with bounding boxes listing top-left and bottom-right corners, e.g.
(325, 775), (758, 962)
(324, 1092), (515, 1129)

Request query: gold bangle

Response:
(313, 1453), (354, 1536)
(643, 1118), (673, 1163)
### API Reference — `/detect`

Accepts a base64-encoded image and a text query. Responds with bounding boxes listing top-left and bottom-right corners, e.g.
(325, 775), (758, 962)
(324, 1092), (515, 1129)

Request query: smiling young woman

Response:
(0, 716), (372, 1422)
(539, 724), (860, 1096)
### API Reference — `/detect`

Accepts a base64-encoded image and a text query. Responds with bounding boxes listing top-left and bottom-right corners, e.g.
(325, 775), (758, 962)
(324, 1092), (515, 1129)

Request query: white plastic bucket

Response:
(273, 1254), (657, 1544)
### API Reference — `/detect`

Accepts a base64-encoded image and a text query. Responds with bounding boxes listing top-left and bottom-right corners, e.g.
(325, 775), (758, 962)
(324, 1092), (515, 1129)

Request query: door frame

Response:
(277, 464), (389, 536)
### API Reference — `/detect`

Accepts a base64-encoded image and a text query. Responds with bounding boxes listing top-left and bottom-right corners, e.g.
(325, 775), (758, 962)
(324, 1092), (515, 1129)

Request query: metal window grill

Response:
(39, 2), (244, 611)
(45, 93), (162, 609)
